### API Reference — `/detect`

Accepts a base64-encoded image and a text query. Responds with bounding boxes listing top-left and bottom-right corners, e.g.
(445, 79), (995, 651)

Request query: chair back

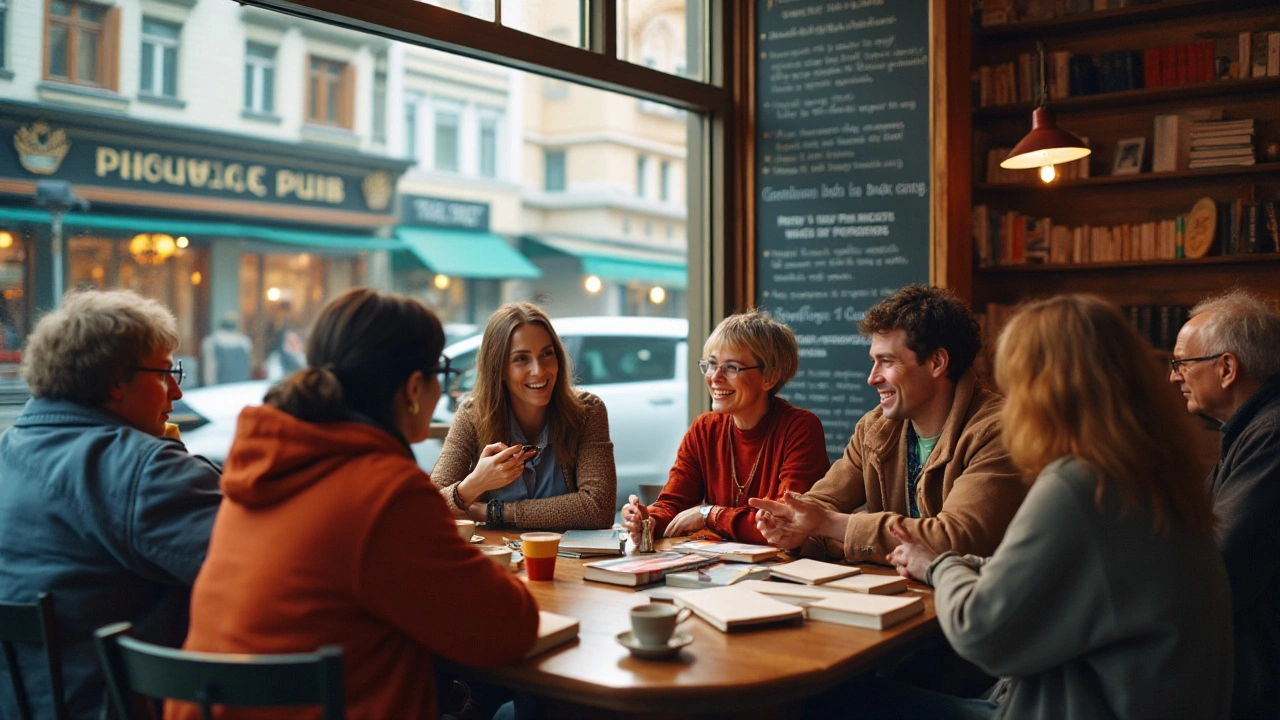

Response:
(0, 592), (68, 720)
(94, 623), (344, 720)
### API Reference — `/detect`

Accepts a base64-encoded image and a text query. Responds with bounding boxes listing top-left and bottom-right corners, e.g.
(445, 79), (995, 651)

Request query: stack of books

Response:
(1188, 119), (1255, 170)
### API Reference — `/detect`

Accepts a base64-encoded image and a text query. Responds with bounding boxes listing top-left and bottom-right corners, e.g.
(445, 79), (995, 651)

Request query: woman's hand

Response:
(620, 494), (650, 543)
(663, 505), (706, 538)
(886, 524), (937, 583)
(455, 443), (532, 506)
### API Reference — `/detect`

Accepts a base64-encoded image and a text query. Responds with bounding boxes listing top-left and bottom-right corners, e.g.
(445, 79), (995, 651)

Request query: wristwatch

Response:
(699, 504), (712, 521)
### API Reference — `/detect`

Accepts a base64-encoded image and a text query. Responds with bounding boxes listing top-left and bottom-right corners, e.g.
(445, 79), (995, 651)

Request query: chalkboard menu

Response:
(755, 0), (932, 461)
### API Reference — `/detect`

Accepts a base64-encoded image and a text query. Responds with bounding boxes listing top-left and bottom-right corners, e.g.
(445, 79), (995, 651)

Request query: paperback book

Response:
(805, 594), (925, 630)
(524, 611), (580, 658)
(673, 586), (805, 632)
(669, 539), (781, 563)
(769, 559), (862, 585)
(583, 552), (717, 587)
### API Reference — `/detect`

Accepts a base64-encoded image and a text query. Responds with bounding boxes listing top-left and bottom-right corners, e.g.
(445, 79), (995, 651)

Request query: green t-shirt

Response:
(915, 432), (941, 466)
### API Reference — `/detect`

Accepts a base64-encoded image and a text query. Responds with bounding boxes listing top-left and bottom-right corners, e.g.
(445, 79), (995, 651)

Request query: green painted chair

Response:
(94, 622), (344, 720)
(0, 592), (68, 720)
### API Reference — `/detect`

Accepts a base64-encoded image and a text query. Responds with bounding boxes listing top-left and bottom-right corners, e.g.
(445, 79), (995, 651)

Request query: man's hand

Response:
(620, 494), (650, 543)
(749, 491), (827, 549)
(663, 505), (706, 538)
(886, 524), (937, 583)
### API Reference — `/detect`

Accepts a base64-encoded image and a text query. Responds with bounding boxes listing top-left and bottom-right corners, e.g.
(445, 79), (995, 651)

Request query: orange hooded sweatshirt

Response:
(168, 405), (539, 720)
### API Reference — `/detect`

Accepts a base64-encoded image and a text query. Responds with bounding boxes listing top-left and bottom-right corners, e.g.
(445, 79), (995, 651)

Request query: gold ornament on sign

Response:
(14, 121), (71, 175)
(362, 171), (393, 211)
(129, 233), (178, 265)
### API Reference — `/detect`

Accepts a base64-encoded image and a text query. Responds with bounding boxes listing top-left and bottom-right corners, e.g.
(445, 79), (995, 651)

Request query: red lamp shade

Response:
(1000, 107), (1091, 170)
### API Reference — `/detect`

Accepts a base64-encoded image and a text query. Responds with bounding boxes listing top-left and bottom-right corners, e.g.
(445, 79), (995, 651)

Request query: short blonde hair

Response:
(21, 290), (180, 404)
(703, 309), (800, 395)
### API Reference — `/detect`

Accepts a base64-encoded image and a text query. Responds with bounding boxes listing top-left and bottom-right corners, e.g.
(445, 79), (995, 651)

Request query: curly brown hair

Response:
(858, 284), (981, 382)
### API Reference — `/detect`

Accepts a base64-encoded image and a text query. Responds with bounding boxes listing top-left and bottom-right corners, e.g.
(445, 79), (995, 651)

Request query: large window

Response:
(243, 43), (275, 114)
(306, 56), (351, 128)
(404, 99), (418, 160)
(46, 0), (113, 88)
(139, 18), (180, 98)
(373, 71), (387, 143)
(433, 108), (460, 172)
(544, 150), (565, 192)
(478, 114), (498, 179)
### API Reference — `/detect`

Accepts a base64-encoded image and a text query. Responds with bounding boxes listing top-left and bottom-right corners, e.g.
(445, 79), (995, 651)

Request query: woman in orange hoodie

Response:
(171, 288), (540, 720)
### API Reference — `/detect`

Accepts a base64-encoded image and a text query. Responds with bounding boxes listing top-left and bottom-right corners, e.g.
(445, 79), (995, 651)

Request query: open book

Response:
(664, 562), (771, 589)
(669, 539), (780, 563)
(673, 586), (804, 632)
(769, 559), (861, 585)
(524, 611), (580, 658)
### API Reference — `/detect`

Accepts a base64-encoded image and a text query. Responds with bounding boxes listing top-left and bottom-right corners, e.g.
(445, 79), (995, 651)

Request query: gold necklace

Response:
(728, 415), (771, 507)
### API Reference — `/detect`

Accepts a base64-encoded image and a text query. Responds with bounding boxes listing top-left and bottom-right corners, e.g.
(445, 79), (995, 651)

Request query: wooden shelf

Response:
(977, 253), (1280, 274)
(973, 76), (1280, 119)
(974, 0), (1273, 42)
(975, 163), (1280, 192)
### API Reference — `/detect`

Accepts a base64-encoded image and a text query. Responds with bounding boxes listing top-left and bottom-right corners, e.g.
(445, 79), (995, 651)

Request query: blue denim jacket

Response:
(0, 398), (222, 720)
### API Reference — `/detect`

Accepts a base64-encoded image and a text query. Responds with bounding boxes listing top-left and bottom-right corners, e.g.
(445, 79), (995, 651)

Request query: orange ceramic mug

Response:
(520, 532), (562, 581)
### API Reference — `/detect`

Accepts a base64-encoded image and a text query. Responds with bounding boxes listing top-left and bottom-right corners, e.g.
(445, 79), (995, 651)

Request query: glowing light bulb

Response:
(1039, 163), (1056, 183)
(649, 286), (666, 304)
(584, 275), (602, 294)
(433, 274), (451, 290)
(266, 287), (282, 302)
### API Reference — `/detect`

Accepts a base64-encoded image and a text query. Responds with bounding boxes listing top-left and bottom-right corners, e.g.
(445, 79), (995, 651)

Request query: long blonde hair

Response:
(471, 303), (585, 467)
(995, 295), (1213, 537)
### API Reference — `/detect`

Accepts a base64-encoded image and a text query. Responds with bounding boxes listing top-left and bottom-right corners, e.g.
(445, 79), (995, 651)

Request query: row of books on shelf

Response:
(976, 0), (1135, 28)
(972, 201), (1280, 267)
(972, 34), (1280, 108)
(983, 301), (1190, 352)
(1154, 116), (1257, 172)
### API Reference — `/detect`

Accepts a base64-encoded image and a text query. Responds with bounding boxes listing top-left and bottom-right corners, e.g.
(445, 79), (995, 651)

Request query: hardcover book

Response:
(583, 552), (717, 587)
(558, 529), (627, 558)
(669, 539), (781, 563)
(769, 559), (862, 585)
(673, 586), (805, 632)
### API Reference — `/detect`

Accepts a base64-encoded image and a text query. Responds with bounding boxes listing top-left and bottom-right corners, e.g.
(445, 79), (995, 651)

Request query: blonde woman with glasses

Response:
(621, 309), (829, 542)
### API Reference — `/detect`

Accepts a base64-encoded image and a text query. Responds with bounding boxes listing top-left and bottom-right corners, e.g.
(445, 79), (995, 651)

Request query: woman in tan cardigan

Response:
(433, 302), (616, 530)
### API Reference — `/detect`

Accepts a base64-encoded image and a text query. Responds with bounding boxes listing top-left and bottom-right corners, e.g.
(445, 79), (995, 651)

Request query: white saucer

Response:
(471, 535), (485, 543)
(616, 630), (693, 660)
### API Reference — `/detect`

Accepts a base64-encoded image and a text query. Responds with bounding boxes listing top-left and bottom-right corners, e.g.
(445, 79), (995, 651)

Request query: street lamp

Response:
(34, 180), (89, 306)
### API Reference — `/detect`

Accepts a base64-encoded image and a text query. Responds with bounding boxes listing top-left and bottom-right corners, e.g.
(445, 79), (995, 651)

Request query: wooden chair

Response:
(94, 622), (344, 720)
(0, 592), (68, 720)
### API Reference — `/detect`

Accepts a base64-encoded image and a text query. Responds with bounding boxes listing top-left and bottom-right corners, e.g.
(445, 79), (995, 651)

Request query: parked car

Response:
(174, 316), (690, 510)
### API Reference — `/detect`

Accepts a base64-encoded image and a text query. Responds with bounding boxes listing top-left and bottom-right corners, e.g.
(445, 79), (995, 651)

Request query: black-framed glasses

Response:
(433, 355), (462, 386)
(133, 359), (186, 387)
(697, 359), (763, 379)
(1169, 353), (1224, 375)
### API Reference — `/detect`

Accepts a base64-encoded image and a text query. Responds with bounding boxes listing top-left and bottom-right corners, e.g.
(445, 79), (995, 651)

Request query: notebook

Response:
(673, 586), (805, 632)
(805, 593), (924, 630)
(769, 559), (861, 585)
(669, 539), (781, 563)
(524, 611), (580, 658)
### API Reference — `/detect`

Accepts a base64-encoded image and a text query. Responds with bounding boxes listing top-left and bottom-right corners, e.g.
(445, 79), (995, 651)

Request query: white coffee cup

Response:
(629, 603), (692, 647)
(455, 518), (476, 540)
(480, 545), (512, 568)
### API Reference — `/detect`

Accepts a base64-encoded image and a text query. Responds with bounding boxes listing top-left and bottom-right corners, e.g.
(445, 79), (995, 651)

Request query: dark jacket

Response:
(1211, 375), (1280, 720)
(0, 398), (222, 720)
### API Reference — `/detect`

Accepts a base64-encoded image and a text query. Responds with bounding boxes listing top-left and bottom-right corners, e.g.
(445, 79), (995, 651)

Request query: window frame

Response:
(139, 17), (181, 98)
(477, 112), (499, 179)
(244, 42), (276, 114)
(544, 149), (566, 192)
(44, 0), (117, 89)
(305, 54), (353, 129)
(432, 105), (461, 173)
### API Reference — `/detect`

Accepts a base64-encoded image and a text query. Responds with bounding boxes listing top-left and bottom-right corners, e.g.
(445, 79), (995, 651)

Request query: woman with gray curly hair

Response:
(0, 289), (221, 720)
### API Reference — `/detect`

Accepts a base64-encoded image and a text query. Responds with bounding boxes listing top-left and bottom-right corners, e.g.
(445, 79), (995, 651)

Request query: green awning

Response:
(523, 234), (687, 289)
(0, 207), (400, 250)
(395, 227), (541, 280)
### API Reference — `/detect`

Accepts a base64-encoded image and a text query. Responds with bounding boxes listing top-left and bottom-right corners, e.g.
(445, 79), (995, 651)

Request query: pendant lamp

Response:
(999, 43), (1090, 183)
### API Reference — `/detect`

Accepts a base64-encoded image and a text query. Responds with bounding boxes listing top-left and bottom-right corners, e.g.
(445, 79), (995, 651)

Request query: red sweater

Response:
(648, 398), (829, 542)
(168, 405), (539, 720)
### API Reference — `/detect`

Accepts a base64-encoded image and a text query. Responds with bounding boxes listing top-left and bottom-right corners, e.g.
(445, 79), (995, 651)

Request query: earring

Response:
(409, 402), (420, 416)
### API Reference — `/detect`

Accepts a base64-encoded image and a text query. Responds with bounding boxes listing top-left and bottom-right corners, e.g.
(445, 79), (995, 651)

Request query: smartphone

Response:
(520, 444), (537, 453)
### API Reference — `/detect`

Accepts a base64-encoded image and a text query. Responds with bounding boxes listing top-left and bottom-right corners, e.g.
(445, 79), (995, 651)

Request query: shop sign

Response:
(2, 117), (402, 215)
(400, 194), (490, 231)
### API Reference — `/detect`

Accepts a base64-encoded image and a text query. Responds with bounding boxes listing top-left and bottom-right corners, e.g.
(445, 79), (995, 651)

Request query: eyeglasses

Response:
(1169, 353), (1224, 375)
(697, 359), (763, 379)
(133, 359), (186, 387)
(433, 355), (462, 386)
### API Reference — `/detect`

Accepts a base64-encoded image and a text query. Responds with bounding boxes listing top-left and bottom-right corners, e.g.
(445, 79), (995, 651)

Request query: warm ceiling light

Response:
(1000, 43), (1090, 183)
(190, 271), (202, 286)
(128, 233), (177, 265)
(176, 236), (189, 248)
(0, 231), (13, 249)
(649, 286), (666, 304)
(266, 287), (282, 302)
(584, 275), (602, 294)
(433, 274), (451, 290)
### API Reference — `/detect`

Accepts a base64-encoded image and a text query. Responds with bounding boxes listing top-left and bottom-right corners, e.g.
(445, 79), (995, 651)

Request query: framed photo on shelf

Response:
(1112, 137), (1146, 176)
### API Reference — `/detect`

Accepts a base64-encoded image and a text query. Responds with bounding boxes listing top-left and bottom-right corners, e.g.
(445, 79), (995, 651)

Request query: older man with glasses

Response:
(0, 289), (221, 720)
(1170, 289), (1280, 720)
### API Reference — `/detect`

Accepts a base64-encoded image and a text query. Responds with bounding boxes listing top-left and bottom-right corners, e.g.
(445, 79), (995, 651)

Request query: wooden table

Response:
(463, 528), (940, 719)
